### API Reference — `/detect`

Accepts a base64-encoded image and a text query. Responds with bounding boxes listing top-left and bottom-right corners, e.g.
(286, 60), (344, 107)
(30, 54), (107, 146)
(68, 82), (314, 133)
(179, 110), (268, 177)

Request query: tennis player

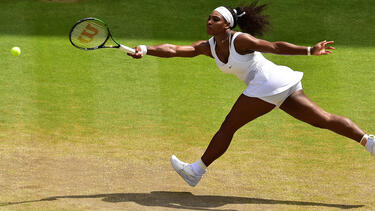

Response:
(128, 1), (375, 187)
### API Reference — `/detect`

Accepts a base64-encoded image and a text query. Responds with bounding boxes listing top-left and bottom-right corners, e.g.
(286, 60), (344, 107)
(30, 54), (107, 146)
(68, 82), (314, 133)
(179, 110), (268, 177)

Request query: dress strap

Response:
(230, 32), (242, 51)
(231, 32), (242, 41)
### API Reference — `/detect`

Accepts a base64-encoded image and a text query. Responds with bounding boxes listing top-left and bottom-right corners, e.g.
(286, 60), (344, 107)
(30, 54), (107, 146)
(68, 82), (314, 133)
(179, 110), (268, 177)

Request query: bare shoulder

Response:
(192, 40), (212, 57)
(234, 33), (258, 54)
(236, 33), (257, 43)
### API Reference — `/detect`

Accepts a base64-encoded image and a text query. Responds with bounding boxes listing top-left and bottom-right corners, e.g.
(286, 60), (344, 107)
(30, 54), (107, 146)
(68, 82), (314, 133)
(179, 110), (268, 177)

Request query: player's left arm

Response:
(234, 33), (335, 56)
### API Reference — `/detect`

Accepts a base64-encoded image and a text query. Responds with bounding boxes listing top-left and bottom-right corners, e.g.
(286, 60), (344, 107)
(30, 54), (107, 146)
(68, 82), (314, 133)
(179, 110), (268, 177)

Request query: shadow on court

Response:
(0, 191), (364, 210)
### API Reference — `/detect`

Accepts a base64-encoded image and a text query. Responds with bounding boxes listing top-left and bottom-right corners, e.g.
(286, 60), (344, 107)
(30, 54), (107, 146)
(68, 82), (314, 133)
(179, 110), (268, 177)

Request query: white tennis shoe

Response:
(170, 155), (202, 187)
(366, 135), (375, 158)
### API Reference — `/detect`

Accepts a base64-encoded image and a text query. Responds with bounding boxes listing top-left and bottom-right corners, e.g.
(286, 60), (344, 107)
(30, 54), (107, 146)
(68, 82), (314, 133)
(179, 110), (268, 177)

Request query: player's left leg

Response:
(279, 90), (375, 156)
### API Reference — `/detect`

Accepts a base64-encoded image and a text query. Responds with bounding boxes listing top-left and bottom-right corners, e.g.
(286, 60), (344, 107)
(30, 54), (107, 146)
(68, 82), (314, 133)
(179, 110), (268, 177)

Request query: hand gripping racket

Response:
(69, 17), (135, 54)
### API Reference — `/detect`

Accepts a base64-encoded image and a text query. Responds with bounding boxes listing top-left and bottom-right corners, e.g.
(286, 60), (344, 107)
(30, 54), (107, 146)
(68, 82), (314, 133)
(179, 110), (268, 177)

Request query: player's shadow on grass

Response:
(0, 191), (363, 210)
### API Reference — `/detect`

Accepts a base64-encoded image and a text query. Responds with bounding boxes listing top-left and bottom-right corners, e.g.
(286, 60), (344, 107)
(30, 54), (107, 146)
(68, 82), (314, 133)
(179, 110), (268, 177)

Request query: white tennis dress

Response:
(208, 32), (303, 99)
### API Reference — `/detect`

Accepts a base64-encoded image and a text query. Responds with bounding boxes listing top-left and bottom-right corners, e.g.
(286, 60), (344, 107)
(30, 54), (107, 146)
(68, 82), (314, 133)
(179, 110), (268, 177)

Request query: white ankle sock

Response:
(191, 159), (207, 176)
(360, 134), (369, 145)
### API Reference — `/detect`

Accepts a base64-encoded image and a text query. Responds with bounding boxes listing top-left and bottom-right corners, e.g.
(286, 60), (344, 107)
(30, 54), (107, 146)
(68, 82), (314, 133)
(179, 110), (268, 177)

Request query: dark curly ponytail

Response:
(226, 0), (270, 37)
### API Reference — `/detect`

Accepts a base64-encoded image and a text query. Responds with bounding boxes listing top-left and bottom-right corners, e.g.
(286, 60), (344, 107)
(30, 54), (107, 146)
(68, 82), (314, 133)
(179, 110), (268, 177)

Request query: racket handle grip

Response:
(119, 44), (136, 54)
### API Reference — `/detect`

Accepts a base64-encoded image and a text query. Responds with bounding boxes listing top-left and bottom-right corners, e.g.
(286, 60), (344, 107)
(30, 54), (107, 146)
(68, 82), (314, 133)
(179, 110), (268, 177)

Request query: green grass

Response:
(1, 0), (375, 210)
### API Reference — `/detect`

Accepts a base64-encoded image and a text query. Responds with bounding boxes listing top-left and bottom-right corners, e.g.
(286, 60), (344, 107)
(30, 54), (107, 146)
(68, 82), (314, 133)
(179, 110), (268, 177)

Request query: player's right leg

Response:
(171, 94), (275, 187)
(201, 95), (276, 166)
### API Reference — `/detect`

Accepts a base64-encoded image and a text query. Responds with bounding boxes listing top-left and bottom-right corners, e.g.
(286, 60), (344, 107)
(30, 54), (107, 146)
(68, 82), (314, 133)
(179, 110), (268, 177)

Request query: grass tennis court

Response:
(1, 0), (375, 210)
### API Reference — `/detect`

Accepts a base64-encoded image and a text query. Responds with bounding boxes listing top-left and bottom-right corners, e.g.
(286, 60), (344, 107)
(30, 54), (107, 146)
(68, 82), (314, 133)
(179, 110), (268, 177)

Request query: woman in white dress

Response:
(128, 1), (374, 187)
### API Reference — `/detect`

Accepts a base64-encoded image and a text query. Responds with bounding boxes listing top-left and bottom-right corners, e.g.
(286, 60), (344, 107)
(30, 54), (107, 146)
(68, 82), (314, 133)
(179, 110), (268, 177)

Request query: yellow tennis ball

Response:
(11, 47), (21, 56)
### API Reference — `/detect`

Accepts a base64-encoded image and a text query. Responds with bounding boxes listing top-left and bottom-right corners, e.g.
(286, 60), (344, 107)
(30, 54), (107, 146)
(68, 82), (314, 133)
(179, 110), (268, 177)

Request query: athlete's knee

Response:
(219, 116), (240, 135)
(330, 114), (353, 128)
(309, 113), (351, 129)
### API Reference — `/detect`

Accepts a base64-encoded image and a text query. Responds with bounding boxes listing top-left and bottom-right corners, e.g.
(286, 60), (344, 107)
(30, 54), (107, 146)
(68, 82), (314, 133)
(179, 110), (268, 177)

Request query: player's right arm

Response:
(128, 40), (212, 59)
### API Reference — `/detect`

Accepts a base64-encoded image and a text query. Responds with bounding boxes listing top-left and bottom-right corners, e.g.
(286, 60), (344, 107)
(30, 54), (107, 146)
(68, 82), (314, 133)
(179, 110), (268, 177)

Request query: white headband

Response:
(214, 6), (234, 27)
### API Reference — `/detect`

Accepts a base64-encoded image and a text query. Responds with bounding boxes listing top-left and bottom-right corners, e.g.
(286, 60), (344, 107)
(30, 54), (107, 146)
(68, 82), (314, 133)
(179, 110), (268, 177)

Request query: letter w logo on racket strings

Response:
(78, 23), (98, 43)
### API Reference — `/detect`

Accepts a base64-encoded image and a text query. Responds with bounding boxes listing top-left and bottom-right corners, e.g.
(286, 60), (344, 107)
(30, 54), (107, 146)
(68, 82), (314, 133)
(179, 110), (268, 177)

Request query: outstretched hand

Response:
(127, 46), (144, 59)
(312, 40), (335, 55)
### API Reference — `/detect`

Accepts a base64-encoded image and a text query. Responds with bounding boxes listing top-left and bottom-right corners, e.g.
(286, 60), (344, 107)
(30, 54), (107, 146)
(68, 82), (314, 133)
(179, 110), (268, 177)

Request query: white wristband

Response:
(307, 47), (311, 56)
(138, 45), (147, 56)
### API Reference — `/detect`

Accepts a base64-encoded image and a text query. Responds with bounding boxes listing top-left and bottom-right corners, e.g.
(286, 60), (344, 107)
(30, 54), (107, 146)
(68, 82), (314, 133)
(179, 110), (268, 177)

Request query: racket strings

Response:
(70, 20), (109, 49)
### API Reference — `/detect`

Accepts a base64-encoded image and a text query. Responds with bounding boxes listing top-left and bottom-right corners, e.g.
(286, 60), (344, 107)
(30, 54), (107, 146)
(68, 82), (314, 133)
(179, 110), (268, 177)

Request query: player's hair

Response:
(226, 0), (270, 37)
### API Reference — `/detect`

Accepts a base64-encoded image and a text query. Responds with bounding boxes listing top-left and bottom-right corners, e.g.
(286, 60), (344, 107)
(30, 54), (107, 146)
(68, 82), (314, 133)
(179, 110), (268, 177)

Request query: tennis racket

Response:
(69, 17), (135, 54)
